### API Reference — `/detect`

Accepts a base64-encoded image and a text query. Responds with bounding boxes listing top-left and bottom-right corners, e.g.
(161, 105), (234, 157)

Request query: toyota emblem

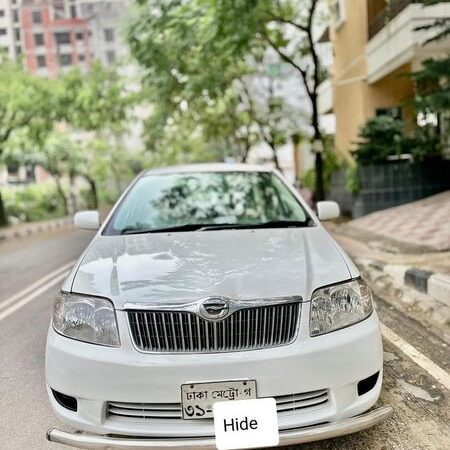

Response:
(200, 297), (230, 320)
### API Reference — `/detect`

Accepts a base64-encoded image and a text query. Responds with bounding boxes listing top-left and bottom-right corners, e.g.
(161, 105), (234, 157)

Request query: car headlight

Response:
(310, 279), (373, 337)
(53, 292), (120, 347)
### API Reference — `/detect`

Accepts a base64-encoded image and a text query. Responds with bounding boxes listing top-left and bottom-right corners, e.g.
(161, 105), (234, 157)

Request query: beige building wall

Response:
(331, 0), (415, 158)
(331, 0), (369, 159)
(365, 64), (415, 132)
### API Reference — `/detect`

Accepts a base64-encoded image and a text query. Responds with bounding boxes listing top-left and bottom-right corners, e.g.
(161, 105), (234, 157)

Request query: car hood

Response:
(70, 227), (352, 309)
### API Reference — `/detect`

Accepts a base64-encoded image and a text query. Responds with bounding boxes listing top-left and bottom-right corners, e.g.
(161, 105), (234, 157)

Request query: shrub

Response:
(354, 116), (404, 165)
(355, 115), (442, 165)
(3, 182), (66, 223)
(300, 144), (344, 193)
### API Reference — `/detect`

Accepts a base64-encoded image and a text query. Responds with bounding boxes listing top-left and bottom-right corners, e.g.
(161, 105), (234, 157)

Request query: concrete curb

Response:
(360, 258), (450, 326)
(366, 259), (450, 307)
(0, 217), (72, 244)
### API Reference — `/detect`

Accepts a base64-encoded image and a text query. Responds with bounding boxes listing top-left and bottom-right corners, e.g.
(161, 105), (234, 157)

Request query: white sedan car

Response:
(46, 164), (392, 449)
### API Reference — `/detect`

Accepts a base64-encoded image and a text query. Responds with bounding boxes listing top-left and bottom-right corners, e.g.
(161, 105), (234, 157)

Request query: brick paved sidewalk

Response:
(348, 191), (450, 252)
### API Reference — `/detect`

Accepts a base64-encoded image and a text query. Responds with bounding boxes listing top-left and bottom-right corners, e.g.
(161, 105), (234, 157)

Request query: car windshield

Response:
(103, 171), (310, 235)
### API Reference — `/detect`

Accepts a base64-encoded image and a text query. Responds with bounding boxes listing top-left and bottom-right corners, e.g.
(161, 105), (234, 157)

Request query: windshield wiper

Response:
(199, 220), (312, 231)
(120, 220), (312, 235)
(120, 223), (214, 235)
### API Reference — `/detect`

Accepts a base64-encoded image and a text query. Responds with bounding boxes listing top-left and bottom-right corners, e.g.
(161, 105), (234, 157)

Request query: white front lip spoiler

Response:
(47, 405), (393, 449)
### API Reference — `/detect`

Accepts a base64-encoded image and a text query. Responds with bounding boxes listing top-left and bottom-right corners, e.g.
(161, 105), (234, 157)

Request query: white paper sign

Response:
(213, 398), (279, 450)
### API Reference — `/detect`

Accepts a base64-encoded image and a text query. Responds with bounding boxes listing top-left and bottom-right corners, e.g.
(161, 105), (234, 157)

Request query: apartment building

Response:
(328, 0), (450, 158)
(0, 0), (22, 58)
(79, 0), (129, 66)
(2, 0), (129, 77)
(19, 0), (90, 77)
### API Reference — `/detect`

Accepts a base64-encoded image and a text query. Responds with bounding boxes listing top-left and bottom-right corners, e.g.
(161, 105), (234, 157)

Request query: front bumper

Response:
(47, 405), (393, 449)
(46, 310), (384, 439)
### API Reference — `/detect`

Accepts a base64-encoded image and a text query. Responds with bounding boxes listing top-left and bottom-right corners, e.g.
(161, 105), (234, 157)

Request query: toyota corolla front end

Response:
(45, 164), (392, 449)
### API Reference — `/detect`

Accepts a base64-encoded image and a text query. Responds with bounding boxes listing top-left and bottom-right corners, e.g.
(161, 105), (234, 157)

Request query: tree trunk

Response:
(241, 138), (251, 163)
(292, 133), (302, 181)
(310, 92), (325, 201)
(55, 177), (68, 216)
(69, 174), (77, 215)
(86, 176), (98, 210)
(268, 140), (282, 173)
(0, 189), (8, 227)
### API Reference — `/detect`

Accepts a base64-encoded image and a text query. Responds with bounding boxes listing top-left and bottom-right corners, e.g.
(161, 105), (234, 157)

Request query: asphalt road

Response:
(0, 228), (449, 450)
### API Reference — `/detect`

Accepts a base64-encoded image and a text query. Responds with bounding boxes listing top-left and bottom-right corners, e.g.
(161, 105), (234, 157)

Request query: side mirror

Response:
(316, 201), (340, 221)
(74, 210), (100, 230)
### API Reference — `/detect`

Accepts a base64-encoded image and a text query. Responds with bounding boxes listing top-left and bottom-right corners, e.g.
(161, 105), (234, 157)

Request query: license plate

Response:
(181, 380), (257, 420)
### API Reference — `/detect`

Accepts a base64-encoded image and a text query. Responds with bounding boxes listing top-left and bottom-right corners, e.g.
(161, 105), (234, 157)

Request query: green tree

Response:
(211, 0), (327, 196)
(0, 57), (55, 225)
(57, 62), (134, 133)
(412, 0), (450, 150)
(0, 60), (136, 225)
(128, 0), (324, 185)
(36, 133), (80, 215)
(56, 64), (138, 208)
(80, 136), (139, 207)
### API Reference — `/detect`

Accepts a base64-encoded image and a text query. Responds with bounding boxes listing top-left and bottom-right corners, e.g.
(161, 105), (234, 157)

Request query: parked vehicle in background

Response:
(45, 164), (392, 449)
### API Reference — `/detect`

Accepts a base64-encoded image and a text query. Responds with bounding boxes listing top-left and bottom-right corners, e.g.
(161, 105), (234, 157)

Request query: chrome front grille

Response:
(108, 402), (181, 420)
(127, 302), (300, 353)
(275, 389), (329, 413)
(107, 389), (329, 421)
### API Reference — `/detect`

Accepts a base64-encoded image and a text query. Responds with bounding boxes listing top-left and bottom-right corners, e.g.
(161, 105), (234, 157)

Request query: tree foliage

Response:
(413, 57), (450, 114)
(412, 1), (450, 114)
(0, 56), (136, 225)
(355, 116), (441, 165)
(0, 57), (56, 153)
(128, 0), (326, 191)
(57, 62), (134, 132)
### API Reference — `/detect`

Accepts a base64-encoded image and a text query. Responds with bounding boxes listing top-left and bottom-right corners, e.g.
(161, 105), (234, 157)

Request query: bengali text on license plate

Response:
(181, 380), (257, 419)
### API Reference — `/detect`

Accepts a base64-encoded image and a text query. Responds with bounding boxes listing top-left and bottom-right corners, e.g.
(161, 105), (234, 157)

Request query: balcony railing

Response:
(368, 0), (422, 40)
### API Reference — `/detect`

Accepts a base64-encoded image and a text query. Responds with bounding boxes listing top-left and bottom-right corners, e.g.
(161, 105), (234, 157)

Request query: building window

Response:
(16, 45), (21, 55)
(106, 50), (116, 63)
(58, 53), (72, 66)
(32, 10), (42, 24)
(34, 33), (44, 46)
(332, 0), (346, 29)
(76, 32), (84, 40)
(0, 10), (5, 18)
(78, 54), (85, 61)
(70, 5), (77, 19)
(376, 107), (402, 121)
(53, 0), (65, 19)
(104, 28), (114, 42)
(54, 32), (71, 45)
(0, 29), (7, 36)
(37, 55), (46, 68)
(13, 10), (19, 23)
(15, 28), (20, 40)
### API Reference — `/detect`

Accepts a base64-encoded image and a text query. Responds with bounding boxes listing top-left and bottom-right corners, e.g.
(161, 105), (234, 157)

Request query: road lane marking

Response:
(0, 260), (75, 312)
(381, 323), (450, 390)
(0, 270), (69, 322)
(0, 269), (71, 322)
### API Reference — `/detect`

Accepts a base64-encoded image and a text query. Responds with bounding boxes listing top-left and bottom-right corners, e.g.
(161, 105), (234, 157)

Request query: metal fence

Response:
(326, 170), (353, 216)
(327, 160), (450, 218)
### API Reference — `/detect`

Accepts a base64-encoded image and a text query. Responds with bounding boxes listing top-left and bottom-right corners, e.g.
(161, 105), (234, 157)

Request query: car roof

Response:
(142, 163), (274, 176)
